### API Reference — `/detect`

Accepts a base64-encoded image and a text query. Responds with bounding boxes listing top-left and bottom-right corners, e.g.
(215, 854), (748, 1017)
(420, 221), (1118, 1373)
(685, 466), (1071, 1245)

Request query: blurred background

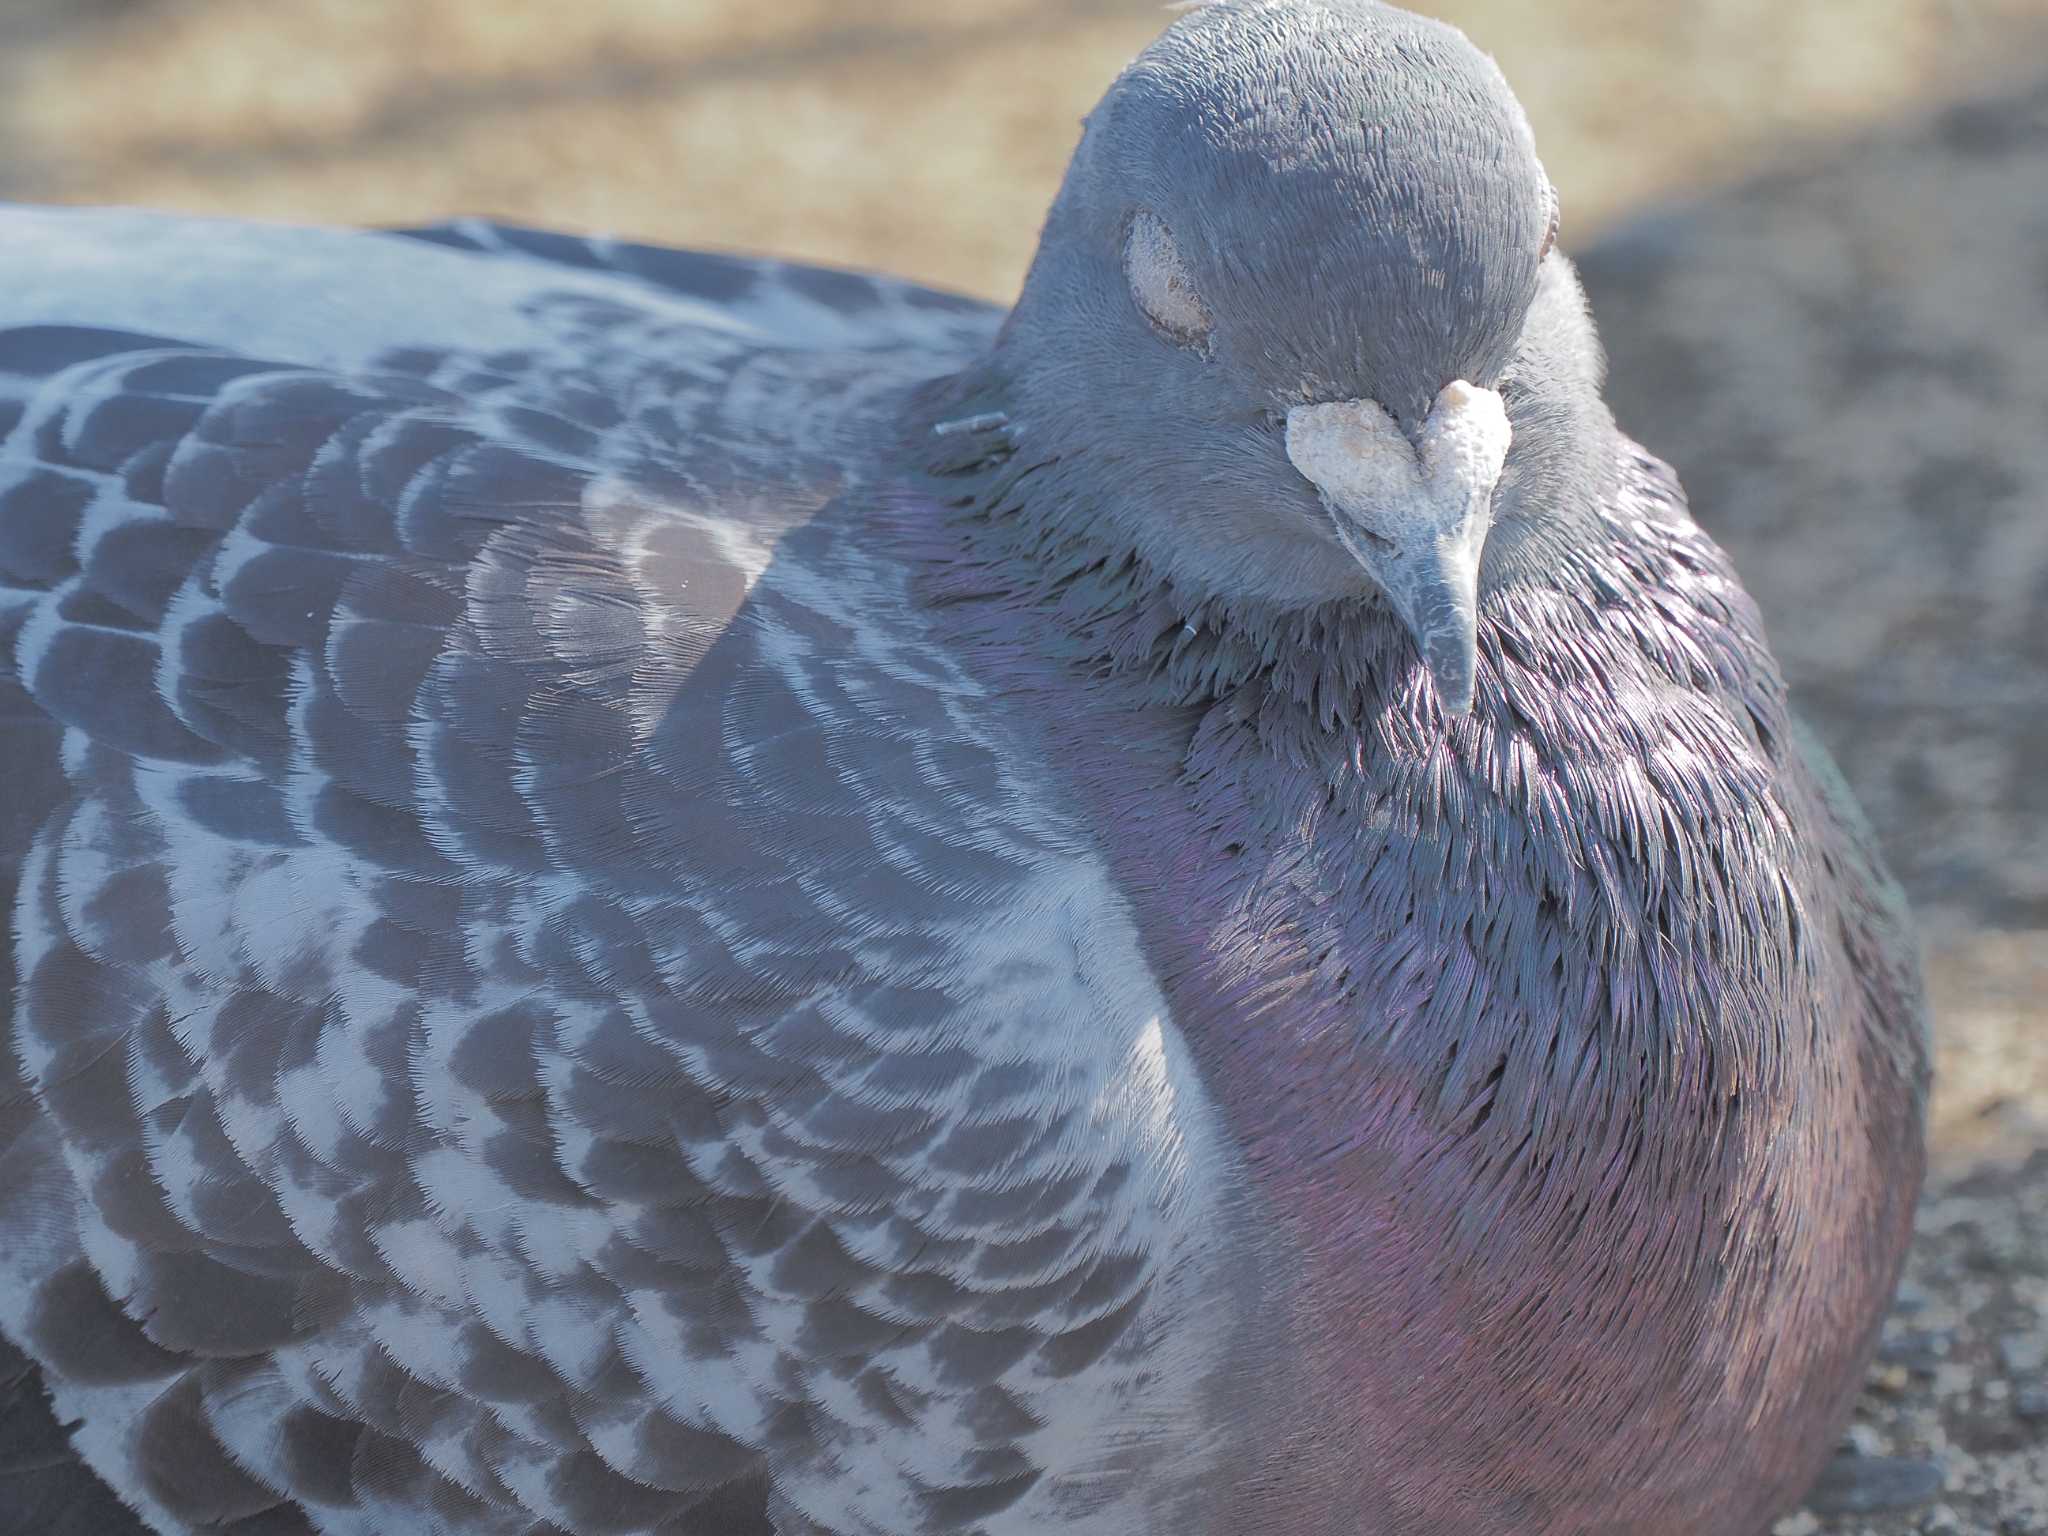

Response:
(5, 0), (2047, 1528)
(0, 0), (2041, 296)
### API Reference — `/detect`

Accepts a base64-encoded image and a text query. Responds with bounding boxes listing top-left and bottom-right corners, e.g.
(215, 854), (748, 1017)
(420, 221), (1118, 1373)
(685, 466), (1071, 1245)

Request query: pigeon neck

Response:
(905, 393), (1820, 1131)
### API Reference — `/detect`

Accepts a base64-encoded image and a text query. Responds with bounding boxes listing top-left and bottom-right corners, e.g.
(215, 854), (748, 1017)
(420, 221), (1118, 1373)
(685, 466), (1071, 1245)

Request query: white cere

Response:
(1539, 181), (1561, 259)
(1285, 381), (1512, 543)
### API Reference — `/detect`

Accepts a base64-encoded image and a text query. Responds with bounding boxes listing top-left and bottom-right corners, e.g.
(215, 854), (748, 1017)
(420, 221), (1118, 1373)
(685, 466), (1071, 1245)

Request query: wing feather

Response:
(0, 223), (1239, 1536)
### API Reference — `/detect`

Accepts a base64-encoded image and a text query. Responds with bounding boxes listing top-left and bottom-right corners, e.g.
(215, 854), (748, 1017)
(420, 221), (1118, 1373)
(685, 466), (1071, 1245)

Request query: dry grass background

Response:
(2, 0), (2045, 298)
(6, 3), (2048, 1527)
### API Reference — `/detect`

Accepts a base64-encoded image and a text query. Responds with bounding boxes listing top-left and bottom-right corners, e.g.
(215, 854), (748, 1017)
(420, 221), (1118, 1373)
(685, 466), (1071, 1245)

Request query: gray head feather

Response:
(958, 0), (1615, 705)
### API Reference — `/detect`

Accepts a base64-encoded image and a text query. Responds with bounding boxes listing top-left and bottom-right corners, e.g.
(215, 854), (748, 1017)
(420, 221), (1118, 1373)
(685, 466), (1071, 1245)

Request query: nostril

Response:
(1385, 404), (1431, 453)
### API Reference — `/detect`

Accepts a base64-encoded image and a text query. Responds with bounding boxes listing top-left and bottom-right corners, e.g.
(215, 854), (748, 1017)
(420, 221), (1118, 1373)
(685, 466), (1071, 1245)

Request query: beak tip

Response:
(1421, 634), (1479, 718)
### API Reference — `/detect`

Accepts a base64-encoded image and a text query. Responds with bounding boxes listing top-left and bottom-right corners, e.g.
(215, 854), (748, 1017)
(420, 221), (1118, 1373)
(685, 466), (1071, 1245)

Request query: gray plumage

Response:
(0, 3), (1926, 1535)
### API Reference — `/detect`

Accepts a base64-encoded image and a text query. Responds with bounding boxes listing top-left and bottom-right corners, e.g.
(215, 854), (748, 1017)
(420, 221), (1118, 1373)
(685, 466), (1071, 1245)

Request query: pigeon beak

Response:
(1285, 381), (1512, 714)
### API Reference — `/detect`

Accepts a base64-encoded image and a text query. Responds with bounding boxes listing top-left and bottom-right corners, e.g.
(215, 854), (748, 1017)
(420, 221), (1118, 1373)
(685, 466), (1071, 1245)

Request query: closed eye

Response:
(1125, 209), (1213, 351)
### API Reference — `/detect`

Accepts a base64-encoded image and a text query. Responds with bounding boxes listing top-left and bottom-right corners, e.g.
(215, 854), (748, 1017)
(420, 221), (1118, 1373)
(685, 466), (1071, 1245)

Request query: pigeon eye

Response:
(1124, 210), (1213, 350)
(1538, 185), (1561, 261)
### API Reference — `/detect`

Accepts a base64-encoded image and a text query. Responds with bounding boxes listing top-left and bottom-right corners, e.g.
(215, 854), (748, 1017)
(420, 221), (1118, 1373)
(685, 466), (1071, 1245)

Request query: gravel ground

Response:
(1797, 1150), (2048, 1536)
(5, 1), (2045, 1530)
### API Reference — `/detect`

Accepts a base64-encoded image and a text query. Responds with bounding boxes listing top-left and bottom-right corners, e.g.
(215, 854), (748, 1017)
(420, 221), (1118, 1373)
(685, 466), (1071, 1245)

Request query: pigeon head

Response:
(982, 0), (1608, 713)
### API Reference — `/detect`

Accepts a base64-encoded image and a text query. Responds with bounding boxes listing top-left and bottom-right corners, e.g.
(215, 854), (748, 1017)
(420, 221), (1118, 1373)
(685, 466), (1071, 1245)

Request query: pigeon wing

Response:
(0, 227), (1234, 1536)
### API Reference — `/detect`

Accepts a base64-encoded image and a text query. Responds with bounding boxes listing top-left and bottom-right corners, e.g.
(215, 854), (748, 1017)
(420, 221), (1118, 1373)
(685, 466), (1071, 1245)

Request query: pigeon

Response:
(0, 2), (1928, 1534)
